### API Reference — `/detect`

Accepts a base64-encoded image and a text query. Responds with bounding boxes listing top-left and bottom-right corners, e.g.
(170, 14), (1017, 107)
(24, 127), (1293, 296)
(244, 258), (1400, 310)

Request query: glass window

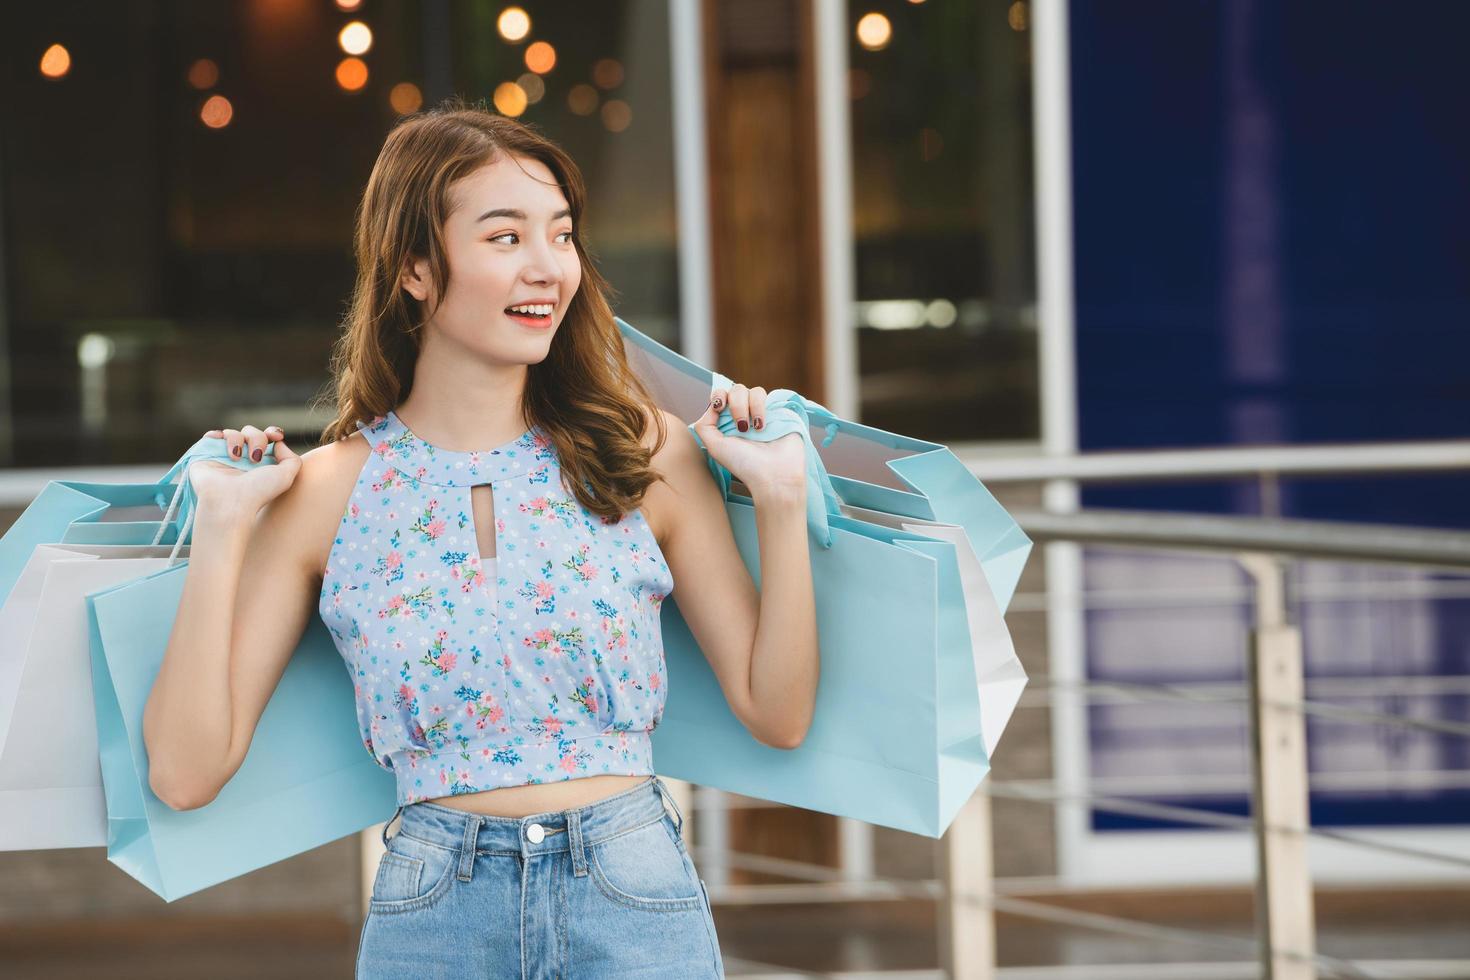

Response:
(846, 0), (1038, 444)
(2, 0), (681, 467)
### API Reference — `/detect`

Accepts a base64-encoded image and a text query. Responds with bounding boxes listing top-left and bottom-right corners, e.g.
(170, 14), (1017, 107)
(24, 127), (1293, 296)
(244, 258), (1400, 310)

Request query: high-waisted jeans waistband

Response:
(377, 775), (685, 883)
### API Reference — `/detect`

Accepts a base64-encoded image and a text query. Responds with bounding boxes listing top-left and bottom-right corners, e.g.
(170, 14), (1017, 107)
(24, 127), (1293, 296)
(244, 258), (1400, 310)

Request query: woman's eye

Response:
(489, 231), (575, 245)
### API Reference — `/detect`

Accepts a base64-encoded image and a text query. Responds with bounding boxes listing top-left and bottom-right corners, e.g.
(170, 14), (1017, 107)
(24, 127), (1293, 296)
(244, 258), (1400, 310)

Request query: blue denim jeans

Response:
(355, 775), (725, 979)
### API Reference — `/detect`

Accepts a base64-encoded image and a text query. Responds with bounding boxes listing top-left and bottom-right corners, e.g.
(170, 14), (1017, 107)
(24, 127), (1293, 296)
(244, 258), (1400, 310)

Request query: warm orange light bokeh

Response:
(1008, 1), (1029, 32)
(591, 57), (623, 90)
(600, 99), (632, 133)
(567, 83), (599, 116)
(525, 41), (556, 74)
(200, 94), (233, 129)
(336, 57), (369, 91)
(40, 43), (71, 79)
(390, 81), (423, 115)
(493, 81), (528, 117)
(335, 0), (363, 10)
(187, 58), (219, 90)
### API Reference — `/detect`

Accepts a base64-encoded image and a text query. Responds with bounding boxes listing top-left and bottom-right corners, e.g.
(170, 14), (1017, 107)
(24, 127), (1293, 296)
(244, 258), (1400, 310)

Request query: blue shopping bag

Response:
(617, 317), (1031, 611)
(618, 317), (1031, 837)
(83, 437), (395, 901)
(0, 429), (251, 602)
(87, 568), (395, 902)
(0, 483), (178, 601)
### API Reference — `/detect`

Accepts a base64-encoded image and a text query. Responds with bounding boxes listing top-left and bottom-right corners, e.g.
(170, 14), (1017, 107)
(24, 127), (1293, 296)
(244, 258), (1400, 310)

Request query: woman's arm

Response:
(643, 395), (818, 749)
(743, 481), (817, 748)
(142, 429), (362, 809)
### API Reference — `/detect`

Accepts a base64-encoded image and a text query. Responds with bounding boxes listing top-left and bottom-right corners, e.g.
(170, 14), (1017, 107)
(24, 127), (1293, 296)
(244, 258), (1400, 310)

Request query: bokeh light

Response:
(39, 43), (71, 79)
(1008, 1), (1028, 32)
(390, 81), (423, 114)
(567, 83), (599, 115)
(591, 57), (624, 90)
(525, 41), (556, 74)
(339, 21), (373, 56)
(335, 0), (363, 10)
(601, 99), (632, 132)
(517, 72), (545, 104)
(855, 12), (892, 51)
(200, 94), (233, 128)
(335, 57), (369, 91)
(497, 7), (531, 43)
(187, 58), (219, 90)
(493, 81), (529, 117)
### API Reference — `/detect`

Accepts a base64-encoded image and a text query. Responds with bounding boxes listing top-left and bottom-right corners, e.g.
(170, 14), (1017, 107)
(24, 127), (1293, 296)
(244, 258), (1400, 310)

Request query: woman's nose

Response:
(520, 240), (563, 284)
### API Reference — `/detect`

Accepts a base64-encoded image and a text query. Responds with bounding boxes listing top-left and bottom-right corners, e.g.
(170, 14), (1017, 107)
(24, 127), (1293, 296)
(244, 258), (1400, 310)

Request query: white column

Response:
(813, 0), (859, 420)
(1031, 0), (1088, 887)
(669, 0), (715, 364)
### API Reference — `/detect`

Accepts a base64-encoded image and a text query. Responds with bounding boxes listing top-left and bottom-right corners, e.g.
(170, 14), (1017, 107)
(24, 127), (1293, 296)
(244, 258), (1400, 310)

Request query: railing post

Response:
(1239, 552), (1317, 980)
(937, 787), (996, 980)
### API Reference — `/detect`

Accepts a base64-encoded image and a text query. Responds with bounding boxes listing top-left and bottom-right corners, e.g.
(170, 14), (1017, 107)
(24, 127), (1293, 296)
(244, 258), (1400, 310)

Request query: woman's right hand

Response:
(188, 424), (303, 520)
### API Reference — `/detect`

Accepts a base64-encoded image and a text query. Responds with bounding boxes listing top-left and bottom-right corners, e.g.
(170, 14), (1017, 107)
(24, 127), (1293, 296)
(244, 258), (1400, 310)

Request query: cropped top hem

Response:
(385, 727), (658, 806)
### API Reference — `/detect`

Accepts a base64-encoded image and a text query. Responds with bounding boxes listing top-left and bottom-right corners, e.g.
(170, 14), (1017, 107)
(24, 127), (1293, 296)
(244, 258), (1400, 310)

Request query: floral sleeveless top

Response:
(318, 410), (675, 806)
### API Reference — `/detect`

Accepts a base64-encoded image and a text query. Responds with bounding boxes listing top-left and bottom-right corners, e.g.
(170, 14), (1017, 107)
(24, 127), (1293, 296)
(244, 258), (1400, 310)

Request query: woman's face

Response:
(402, 152), (582, 364)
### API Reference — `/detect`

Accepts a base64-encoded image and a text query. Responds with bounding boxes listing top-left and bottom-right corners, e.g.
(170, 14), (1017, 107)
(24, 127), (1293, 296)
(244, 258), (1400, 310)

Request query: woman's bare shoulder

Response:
(271, 430), (374, 580)
(638, 404), (692, 549)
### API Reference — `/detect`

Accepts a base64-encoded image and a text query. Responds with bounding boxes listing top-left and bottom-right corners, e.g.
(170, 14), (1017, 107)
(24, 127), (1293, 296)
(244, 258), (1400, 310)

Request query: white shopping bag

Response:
(0, 544), (186, 851)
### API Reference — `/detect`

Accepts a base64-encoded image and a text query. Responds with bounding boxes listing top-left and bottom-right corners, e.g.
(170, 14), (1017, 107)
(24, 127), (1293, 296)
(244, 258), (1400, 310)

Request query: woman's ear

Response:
(400, 255), (432, 303)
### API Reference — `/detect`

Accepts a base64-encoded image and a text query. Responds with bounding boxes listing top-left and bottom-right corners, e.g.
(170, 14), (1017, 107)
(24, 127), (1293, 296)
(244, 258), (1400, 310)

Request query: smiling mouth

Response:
(504, 308), (554, 327)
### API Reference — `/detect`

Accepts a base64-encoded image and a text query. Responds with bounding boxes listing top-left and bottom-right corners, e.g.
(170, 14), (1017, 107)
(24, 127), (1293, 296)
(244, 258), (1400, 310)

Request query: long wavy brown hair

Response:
(314, 96), (668, 522)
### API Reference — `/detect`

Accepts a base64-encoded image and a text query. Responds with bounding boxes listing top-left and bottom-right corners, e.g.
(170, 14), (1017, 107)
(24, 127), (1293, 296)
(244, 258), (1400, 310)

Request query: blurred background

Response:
(1, 1), (1467, 978)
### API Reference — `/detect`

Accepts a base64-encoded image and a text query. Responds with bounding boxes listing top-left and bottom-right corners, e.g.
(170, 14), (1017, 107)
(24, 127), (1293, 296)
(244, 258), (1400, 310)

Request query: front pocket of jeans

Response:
(588, 817), (704, 912)
(368, 834), (457, 913)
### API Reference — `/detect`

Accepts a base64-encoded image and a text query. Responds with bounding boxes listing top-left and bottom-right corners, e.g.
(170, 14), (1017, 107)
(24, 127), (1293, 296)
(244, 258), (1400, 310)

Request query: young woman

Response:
(140, 99), (819, 978)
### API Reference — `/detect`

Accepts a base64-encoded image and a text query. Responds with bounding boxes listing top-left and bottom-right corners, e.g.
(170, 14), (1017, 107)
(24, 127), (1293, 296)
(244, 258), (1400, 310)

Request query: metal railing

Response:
(680, 440), (1470, 980)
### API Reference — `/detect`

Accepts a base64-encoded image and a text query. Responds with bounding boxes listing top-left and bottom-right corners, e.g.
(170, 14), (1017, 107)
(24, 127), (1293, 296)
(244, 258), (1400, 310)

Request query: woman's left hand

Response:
(691, 383), (808, 499)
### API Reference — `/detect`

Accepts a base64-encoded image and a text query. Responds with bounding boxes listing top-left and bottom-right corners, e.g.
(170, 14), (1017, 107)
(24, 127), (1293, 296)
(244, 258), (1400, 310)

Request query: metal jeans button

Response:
(526, 822), (545, 844)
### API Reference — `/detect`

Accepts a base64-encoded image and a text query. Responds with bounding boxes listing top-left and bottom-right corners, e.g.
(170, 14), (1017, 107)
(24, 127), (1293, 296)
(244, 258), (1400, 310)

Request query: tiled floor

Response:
(3, 888), (1467, 979)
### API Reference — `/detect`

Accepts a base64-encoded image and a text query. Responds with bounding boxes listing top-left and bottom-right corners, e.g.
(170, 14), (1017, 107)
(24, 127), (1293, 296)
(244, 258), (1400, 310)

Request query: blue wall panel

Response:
(1069, 0), (1470, 831)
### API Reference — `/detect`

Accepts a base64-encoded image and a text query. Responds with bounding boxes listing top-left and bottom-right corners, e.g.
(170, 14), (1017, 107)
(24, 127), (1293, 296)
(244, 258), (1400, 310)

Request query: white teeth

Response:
(508, 303), (553, 316)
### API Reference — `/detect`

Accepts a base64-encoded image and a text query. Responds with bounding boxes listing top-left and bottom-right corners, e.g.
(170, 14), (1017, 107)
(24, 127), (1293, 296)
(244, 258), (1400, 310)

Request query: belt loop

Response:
(567, 808), (588, 878)
(381, 805), (405, 848)
(457, 815), (479, 882)
(654, 776), (684, 836)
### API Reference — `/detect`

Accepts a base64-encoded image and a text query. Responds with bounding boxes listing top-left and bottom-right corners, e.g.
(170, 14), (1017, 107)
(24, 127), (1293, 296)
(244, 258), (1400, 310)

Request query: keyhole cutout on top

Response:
(470, 483), (496, 561)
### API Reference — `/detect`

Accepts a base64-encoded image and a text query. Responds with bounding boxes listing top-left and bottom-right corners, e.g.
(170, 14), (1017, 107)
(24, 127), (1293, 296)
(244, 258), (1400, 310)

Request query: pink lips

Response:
(505, 309), (554, 329)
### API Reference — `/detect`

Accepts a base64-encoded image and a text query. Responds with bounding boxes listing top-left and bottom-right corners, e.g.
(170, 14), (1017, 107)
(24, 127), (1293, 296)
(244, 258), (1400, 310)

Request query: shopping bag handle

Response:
(149, 434), (280, 564)
(690, 371), (844, 549)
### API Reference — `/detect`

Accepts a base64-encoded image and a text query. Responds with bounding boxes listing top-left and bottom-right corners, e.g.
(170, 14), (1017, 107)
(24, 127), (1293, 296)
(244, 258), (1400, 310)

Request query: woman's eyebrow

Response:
(476, 206), (573, 222)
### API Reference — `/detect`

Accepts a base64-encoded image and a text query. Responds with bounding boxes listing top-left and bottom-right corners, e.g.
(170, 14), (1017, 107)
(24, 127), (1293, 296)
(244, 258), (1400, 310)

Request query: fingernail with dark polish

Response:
(737, 419), (748, 432)
(754, 417), (763, 429)
(252, 448), (263, 462)
(232, 446), (241, 457)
